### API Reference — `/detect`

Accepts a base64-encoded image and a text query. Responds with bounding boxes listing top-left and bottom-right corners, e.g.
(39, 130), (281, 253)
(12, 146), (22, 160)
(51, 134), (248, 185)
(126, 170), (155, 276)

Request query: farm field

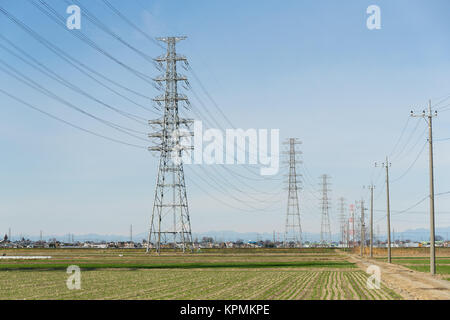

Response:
(383, 258), (450, 280)
(369, 248), (450, 281)
(0, 248), (401, 300)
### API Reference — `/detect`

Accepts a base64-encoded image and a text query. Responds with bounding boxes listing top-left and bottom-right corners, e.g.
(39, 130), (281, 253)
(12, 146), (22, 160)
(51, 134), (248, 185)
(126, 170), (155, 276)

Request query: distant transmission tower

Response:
(349, 203), (355, 247)
(319, 174), (332, 247)
(146, 36), (194, 254)
(283, 138), (302, 248)
(338, 197), (346, 246)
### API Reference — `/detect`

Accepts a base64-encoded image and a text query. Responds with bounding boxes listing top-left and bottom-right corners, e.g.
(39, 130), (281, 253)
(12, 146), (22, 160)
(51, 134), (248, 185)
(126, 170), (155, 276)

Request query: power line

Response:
(24, 1), (156, 86)
(186, 174), (280, 214)
(187, 166), (282, 212)
(0, 59), (148, 141)
(391, 142), (427, 183)
(192, 165), (283, 203)
(395, 126), (427, 161)
(188, 97), (282, 182)
(100, 0), (165, 50)
(0, 38), (149, 126)
(389, 117), (410, 157)
(185, 65), (281, 181)
(0, 5), (157, 112)
(67, 0), (156, 63)
(391, 119), (423, 161)
(0, 88), (147, 149)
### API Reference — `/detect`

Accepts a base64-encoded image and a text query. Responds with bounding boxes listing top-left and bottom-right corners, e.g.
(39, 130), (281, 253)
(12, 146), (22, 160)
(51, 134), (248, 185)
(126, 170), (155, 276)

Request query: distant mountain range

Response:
(7, 226), (450, 242)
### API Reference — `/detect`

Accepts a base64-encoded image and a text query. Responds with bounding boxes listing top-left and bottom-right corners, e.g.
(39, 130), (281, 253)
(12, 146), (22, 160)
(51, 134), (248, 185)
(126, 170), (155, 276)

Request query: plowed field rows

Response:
(0, 248), (402, 299)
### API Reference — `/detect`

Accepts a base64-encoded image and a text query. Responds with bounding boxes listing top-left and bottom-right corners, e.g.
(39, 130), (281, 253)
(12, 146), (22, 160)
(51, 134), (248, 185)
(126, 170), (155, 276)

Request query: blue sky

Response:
(0, 0), (450, 239)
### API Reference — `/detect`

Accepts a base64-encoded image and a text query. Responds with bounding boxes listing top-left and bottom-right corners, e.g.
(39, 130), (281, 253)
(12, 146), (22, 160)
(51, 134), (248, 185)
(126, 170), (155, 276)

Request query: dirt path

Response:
(340, 251), (450, 300)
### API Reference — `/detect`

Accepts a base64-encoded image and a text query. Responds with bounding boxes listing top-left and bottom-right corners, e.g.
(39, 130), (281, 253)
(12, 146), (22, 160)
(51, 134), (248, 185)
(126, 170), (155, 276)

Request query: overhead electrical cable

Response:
(0, 88), (147, 149)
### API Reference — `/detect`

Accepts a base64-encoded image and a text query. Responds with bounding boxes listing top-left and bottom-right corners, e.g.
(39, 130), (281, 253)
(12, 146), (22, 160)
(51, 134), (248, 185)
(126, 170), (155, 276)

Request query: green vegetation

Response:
(402, 264), (450, 275)
(373, 252), (450, 280)
(0, 248), (401, 300)
(388, 258), (450, 265)
(0, 260), (355, 271)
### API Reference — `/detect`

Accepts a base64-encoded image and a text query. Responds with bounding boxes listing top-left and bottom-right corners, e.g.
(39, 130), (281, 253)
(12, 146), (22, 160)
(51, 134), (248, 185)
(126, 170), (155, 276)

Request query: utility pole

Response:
(411, 100), (437, 275)
(376, 158), (391, 263)
(370, 185), (374, 257)
(319, 174), (332, 247)
(346, 218), (350, 249)
(376, 224), (380, 247)
(385, 158), (392, 263)
(349, 204), (355, 248)
(365, 184), (375, 258)
(283, 138), (302, 248)
(147, 36), (194, 254)
(360, 199), (365, 257)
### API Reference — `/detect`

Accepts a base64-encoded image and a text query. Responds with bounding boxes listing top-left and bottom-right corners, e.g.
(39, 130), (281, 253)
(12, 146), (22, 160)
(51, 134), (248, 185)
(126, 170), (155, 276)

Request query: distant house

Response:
(83, 242), (107, 249)
(225, 242), (234, 248)
(124, 242), (135, 248)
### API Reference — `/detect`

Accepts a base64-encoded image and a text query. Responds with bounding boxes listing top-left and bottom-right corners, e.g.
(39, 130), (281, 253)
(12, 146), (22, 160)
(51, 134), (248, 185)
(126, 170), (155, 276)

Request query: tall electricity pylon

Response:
(319, 174), (332, 247)
(338, 197), (347, 247)
(147, 36), (194, 254)
(349, 203), (355, 247)
(283, 138), (302, 248)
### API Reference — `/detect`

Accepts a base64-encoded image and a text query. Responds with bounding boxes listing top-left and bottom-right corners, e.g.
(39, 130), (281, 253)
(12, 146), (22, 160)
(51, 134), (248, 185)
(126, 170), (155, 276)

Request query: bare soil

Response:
(342, 251), (450, 300)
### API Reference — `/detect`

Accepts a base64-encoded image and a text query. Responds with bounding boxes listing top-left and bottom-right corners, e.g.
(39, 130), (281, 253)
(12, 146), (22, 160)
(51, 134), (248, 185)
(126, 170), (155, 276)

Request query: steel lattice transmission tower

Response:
(146, 36), (194, 254)
(283, 138), (302, 248)
(319, 174), (332, 247)
(338, 197), (346, 246)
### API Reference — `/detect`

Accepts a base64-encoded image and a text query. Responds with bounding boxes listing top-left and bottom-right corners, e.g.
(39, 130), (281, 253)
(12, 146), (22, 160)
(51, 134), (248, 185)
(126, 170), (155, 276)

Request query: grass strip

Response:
(0, 260), (355, 271)
(402, 264), (450, 275)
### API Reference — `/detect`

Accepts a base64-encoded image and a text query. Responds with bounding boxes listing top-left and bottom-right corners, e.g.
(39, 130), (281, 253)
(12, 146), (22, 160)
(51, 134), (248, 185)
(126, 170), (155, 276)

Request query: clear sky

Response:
(0, 0), (450, 239)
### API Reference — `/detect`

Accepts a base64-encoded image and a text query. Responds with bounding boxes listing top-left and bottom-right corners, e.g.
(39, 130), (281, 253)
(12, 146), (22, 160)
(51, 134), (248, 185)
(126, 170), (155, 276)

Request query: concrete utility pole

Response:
(360, 199), (365, 256)
(369, 185), (374, 258)
(349, 204), (355, 248)
(377, 224), (380, 246)
(411, 100), (437, 275)
(385, 158), (392, 263)
(376, 158), (391, 263)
